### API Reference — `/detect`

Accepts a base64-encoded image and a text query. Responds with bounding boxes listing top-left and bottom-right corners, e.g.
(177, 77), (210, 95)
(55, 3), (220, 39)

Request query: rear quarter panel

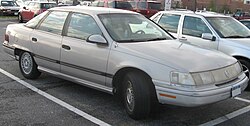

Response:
(6, 24), (33, 53)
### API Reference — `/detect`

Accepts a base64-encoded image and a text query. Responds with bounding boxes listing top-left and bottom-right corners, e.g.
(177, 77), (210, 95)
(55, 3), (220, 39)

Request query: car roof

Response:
(50, 6), (139, 15)
(159, 10), (229, 18)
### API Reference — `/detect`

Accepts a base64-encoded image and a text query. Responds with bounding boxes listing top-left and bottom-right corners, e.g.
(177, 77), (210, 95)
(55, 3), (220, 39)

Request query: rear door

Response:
(30, 11), (69, 72)
(61, 12), (110, 85)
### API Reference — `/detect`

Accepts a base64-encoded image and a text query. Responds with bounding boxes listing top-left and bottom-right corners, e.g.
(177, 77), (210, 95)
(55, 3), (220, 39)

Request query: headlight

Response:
(192, 72), (215, 85)
(170, 71), (195, 85)
(235, 62), (242, 74)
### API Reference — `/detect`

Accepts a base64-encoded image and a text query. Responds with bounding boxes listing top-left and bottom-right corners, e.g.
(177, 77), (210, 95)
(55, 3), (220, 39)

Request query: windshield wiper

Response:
(116, 39), (147, 43)
(146, 37), (168, 41)
(224, 35), (246, 38)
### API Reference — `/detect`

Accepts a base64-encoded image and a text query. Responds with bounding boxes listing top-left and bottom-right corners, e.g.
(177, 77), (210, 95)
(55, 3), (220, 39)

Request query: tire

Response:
(18, 13), (23, 23)
(122, 71), (153, 119)
(19, 52), (41, 79)
(238, 59), (250, 91)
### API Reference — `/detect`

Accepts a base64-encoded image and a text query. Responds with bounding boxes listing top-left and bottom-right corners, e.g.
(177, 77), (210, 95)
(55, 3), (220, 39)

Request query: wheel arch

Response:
(112, 67), (157, 98)
(233, 55), (250, 61)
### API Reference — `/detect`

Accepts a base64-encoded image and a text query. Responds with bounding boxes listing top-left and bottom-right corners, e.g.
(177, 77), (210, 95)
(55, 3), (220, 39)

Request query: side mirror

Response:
(201, 33), (216, 41)
(87, 34), (107, 45)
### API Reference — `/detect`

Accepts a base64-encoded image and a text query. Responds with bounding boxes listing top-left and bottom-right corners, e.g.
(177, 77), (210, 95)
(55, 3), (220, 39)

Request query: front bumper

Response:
(153, 73), (248, 107)
(0, 10), (18, 15)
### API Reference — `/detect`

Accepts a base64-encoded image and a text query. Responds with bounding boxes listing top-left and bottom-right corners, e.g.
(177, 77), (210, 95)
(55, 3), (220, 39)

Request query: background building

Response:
(180, 0), (250, 13)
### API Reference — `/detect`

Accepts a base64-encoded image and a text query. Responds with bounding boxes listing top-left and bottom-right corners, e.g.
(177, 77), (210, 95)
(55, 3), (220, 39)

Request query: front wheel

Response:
(19, 52), (41, 79)
(238, 59), (250, 91)
(122, 71), (152, 119)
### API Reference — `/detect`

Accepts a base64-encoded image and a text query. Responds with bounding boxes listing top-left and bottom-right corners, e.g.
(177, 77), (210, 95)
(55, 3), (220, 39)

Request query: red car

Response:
(18, 1), (57, 23)
(129, 0), (163, 18)
(233, 11), (250, 20)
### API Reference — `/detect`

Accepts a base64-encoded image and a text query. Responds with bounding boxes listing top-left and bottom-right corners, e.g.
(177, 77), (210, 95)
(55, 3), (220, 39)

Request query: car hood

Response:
(222, 38), (250, 50)
(115, 40), (237, 72)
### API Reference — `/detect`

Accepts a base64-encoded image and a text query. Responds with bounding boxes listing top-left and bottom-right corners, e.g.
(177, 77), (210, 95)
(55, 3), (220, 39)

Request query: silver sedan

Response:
(2, 6), (248, 119)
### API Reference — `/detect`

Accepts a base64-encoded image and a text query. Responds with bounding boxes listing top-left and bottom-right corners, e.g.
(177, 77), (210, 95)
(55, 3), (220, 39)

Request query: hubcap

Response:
(21, 52), (33, 74)
(242, 64), (249, 78)
(126, 81), (134, 111)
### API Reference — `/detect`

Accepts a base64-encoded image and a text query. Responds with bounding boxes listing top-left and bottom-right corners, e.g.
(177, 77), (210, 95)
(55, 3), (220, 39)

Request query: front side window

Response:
(99, 13), (172, 42)
(37, 11), (68, 35)
(158, 14), (180, 33)
(182, 16), (211, 37)
(206, 17), (250, 38)
(66, 13), (102, 40)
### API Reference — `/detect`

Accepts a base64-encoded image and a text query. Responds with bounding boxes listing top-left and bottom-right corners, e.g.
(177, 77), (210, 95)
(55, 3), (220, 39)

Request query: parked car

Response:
(18, 1), (57, 22)
(3, 7), (248, 119)
(240, 19), (250, 29)
(0, 0), (20, 16)
(233, 11), (250, 20)
(91, 0), (133, 10)
(129, 0), (163, 18)
(151, 11), (250, 90)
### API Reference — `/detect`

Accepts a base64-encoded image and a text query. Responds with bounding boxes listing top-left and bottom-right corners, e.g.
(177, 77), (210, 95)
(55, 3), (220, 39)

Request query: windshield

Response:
(1, 1), (17, 6)
(99, 13), (172, 42)
(138, 2), (146, 9)
(206, 17), (250, 38)
(148, 2), (162, 10)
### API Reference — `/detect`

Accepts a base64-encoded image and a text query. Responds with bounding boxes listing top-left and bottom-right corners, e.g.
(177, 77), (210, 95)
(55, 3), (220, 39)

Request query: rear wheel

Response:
(238, 59), (250, 91)
(122, 71), (152, 119)
(19, 52), (41, 79)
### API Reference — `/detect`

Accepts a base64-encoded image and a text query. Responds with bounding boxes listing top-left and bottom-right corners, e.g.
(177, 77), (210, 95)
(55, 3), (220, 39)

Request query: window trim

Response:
(35, 10), (70, 36)
(182, 15), (212, 38)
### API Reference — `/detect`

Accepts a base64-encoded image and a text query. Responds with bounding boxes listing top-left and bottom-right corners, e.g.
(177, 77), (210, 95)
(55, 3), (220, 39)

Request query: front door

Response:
(61, 13), (110, 85)
(179, 16), (218, 50)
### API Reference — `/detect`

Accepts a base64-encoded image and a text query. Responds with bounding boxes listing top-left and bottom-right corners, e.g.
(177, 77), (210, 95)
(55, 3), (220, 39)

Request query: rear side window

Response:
(37, 11), (68, 35)
(182, 16), (211, 37)
(158, 14), (180, 33)
(66, 13), (102, 40)
(25, 11), (49, 28)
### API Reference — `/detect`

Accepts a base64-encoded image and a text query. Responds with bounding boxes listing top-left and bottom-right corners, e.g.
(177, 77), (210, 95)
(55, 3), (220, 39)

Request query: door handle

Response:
(62, 44), (71, 50)
(179, 37), (187, 41)
(32, 37), (37, 42)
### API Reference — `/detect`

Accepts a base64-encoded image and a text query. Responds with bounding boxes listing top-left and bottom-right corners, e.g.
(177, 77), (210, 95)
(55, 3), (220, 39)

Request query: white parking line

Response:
(0, 68), (111, 126)
(199, 97), (250, 126)
(235, 97), (250, 103)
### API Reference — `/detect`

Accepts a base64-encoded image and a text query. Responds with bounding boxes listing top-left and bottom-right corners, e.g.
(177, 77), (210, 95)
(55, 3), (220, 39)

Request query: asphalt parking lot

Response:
(1, 18), (250, 126)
